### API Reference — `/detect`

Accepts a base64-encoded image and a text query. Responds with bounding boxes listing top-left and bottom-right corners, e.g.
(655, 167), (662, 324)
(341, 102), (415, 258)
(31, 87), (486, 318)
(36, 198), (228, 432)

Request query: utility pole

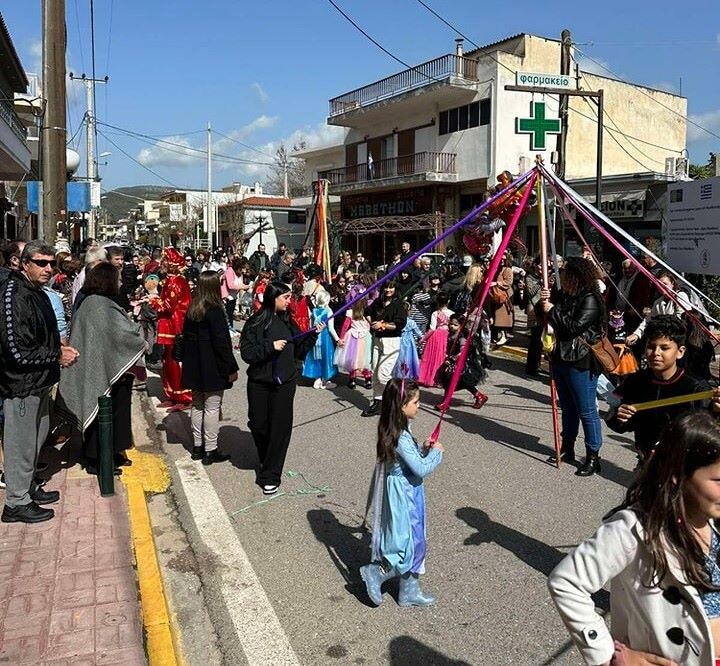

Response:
(207, 122), (215, 249)
(69, 73), (107, 241)
(556, 29), (571, 180)
(41, 0), (67, 244)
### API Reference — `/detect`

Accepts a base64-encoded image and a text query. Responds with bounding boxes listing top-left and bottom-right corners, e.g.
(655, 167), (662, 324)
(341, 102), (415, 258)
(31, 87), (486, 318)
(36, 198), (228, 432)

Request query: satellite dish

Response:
(66, 148), (81, 175)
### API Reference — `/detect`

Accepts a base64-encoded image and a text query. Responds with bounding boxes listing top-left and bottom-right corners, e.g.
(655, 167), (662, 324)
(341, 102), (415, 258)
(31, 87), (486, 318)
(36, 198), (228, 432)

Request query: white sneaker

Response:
(496, 332), (507, 346)
(313, 378), (323, 389)
(262, 485), (278, 496)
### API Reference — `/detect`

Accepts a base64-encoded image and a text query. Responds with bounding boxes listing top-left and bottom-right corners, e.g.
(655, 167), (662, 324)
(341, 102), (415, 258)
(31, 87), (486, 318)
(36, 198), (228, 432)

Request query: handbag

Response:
(612, 344), (639, 377)
(172, 334), (184, 362)
(489, 285), (509, 306)
(581, 334), (621, 375)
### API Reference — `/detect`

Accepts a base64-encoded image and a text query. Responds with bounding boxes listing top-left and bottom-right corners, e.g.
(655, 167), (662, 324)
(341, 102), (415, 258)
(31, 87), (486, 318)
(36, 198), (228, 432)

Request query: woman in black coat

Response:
(181, 271), (239, 465)
(240, 281), (321, 495)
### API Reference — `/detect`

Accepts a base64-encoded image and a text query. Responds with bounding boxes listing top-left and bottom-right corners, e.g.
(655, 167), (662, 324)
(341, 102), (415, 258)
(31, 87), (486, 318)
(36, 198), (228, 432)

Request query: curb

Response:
(492, 344), (527, 361)
(123, 416), (181, 666)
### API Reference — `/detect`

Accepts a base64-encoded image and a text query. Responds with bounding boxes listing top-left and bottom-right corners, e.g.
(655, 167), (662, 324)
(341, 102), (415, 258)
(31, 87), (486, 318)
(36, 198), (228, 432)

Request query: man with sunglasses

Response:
(0, 242), (80, 523)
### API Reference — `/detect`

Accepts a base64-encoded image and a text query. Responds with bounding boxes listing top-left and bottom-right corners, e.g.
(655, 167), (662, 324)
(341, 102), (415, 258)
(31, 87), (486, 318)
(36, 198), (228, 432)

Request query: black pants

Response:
(247, 380), (296, 486)
(83, 373), (134, 461)
(526, 325), (543, 373)
(224, 297), (236, 324)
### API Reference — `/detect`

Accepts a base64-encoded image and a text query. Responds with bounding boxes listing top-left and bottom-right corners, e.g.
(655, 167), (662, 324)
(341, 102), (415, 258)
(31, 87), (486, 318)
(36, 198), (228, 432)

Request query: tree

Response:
(689, 153), (716, 180)
(264, 142), (308, 198)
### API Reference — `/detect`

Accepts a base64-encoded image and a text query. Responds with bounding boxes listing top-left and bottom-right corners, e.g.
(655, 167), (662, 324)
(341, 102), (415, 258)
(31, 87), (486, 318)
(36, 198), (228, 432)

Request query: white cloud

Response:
(688, 109), (720, 143)
(135, 115), (280, 169)
(251, 82), (269, 104)
(138, 136), (204, 168)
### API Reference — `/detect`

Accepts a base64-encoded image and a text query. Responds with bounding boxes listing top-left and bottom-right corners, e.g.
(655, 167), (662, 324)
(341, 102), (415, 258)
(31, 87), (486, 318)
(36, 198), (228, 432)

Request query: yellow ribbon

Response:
(631, 390), (715, 412)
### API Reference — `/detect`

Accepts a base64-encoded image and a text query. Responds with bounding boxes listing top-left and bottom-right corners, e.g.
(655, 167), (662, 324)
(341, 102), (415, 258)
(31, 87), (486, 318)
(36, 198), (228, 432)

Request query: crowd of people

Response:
(5, 229), (720, 663)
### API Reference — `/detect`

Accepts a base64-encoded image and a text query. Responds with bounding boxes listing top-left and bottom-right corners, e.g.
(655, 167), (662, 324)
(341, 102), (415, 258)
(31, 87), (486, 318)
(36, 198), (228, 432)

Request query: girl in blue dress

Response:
(361, 378), (444, 607)
(302, 290), (339, 389)
(392, 302), (421, 380)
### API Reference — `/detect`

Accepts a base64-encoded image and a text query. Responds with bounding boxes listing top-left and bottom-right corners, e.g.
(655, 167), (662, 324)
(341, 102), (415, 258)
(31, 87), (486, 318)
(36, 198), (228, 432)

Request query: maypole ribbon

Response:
(630, 390), (715, 412)
(429, 170), (539, 443)
(540, 165), (720, 319)
(544, 173), (720, 344)
(289, 167), (536, 342)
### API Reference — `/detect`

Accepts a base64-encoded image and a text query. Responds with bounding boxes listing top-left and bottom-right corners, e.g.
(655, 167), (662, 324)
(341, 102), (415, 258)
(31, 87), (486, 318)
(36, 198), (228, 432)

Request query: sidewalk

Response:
(0, 465), (146, 665)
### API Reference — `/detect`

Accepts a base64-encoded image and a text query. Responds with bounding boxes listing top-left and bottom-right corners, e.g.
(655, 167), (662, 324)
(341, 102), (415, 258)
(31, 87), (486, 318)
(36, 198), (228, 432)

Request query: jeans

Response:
(552, 362), (603, 453)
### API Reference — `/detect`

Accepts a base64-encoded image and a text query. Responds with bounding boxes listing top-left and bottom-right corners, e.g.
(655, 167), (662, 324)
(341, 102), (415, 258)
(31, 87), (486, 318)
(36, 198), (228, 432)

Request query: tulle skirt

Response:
(418, 328), (449, 386)
(334, 331), (372, 373)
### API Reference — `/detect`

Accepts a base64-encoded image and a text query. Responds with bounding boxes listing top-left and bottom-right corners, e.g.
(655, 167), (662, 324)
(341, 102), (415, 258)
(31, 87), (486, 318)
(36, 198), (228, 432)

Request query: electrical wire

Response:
(414, 0), (685, 156)
(574, 45), (720, 142)
(97, 128), (181, 188)
(66, 111), (87, 148)
(105, 0), (114, 74)
(72, 0), (86, 74)
(212, 129), (275, 159)
(96, 120), (275, 165)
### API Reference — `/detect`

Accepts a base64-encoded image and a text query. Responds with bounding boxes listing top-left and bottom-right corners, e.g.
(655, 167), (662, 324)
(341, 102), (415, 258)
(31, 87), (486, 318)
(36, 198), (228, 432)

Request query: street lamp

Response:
(254, 209), (270, 246)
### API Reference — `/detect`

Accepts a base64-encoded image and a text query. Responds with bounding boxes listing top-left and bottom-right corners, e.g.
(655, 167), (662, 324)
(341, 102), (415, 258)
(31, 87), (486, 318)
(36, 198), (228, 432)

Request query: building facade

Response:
(300, 33), (687, 263)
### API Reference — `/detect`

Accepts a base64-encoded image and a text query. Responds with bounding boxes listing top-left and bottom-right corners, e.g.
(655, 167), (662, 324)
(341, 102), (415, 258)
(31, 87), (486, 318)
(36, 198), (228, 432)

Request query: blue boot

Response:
(398, 573), (436, 607)
(360, 562), (395, 606)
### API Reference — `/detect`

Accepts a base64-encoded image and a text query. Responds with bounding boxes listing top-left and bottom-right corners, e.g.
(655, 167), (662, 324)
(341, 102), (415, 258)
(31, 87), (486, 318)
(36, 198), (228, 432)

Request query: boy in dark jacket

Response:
(607, 315), (716, 462)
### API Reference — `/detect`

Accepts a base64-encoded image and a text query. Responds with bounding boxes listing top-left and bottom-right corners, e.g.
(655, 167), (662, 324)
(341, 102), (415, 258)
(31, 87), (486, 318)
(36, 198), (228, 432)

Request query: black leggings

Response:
(247, 380), (296, 486)
(83, 373), (134, 461)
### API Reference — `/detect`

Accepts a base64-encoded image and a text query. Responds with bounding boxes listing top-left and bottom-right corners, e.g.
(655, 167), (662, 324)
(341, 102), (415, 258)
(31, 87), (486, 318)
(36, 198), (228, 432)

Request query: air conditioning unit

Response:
(665, 156), (689, 181)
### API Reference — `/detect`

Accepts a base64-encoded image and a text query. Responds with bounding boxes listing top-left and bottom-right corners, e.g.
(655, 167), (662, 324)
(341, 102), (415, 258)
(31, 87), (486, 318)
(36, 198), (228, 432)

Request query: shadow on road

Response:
(388, 636), (471, 665)
(495, 382), (551, 404)
(306, 508), (375, 606)
(456, 506), (609, 612)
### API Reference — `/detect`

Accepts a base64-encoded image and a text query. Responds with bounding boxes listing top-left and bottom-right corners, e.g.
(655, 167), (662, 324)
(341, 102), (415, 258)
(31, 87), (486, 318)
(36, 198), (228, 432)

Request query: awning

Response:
(340, 213), (452, 236)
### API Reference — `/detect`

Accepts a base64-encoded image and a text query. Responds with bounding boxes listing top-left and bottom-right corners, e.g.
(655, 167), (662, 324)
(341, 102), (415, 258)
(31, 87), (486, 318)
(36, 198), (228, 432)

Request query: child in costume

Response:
(360, 378), (444, 607)
(392, 301), (421, 380)
(302, 290), (339, 389)
(436, 314), (488, 410)
(418, 292), (453, 386)
(334, 297), (373, 389)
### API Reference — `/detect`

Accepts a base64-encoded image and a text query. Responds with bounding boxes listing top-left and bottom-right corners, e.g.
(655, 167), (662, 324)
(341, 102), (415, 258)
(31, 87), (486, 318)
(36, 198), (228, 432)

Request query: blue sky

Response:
(4, 0), (719, 191)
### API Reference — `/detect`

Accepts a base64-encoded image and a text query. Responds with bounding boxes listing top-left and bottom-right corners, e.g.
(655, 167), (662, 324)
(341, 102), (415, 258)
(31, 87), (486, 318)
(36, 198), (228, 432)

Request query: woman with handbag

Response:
(180, 271), (239, 465)
(540, 256), (606, 477)
(490, 251), (515, 346)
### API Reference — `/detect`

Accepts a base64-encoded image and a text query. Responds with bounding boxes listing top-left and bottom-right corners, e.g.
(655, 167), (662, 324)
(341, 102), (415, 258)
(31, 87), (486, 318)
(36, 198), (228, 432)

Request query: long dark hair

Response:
(187, 271), (224, 322)
(620, 410), (720, 589)
(245, 280), (291, 332)
(562, 256), (601, 297)
(377, 379), (420, 463)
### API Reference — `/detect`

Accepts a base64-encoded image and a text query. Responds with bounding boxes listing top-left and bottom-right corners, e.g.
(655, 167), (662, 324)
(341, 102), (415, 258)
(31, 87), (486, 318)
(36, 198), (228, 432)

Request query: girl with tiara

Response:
(302, 290), (339, 389)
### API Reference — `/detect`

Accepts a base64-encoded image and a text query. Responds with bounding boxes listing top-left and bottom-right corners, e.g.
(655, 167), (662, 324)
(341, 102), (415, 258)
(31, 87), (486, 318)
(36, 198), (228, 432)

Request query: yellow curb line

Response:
(121, 449), (181, 666)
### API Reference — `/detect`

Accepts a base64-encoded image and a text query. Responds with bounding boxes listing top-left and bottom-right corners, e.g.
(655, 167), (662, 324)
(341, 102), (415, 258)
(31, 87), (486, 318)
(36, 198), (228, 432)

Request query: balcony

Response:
(328, 54), (478, 126)
(0, 99), (30, 179)
(318, 151), (456, 193)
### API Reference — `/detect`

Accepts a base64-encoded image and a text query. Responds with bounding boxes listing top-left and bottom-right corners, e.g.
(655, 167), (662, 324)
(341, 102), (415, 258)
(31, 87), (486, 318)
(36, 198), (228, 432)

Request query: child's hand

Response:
(424, 439), (444, 452)
(337, 339), (345, 347)
(616, 404), (636, 423)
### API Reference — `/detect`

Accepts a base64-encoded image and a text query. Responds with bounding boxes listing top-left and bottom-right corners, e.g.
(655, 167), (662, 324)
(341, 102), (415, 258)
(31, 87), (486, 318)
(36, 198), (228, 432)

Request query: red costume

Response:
(150, 249), (192, 405)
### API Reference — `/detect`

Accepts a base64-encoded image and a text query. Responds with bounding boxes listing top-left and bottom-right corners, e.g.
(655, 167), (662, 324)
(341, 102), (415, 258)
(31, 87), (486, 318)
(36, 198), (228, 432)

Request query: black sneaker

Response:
(361, 400), (381, 417)
(2, 502), (54, 523)
(348, 378), (356, 389)
(30, 488), (60, 505)
(202, 449), (230, 466)
(364, 377), (373, 389)
(191, 446), (204, 461)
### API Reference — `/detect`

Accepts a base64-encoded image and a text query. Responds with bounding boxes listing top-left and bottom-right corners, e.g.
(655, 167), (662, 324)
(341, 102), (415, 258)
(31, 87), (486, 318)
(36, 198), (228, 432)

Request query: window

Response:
(439, 98), (491, 136)
(288, 211), (306, 225)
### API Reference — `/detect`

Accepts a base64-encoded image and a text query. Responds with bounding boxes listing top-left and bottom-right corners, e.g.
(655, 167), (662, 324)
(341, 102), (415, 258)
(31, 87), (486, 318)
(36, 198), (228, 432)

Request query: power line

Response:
(97, 128), (180, 188)
(66, 111), (87, 148)
(577, 40), (718, 47)
(414, 0), (685, 156)
(213, 129), (275, 159)
(105, 0), (114, 73)
(72, 0), (86, 73)
(574, 45), (720, 142)
(96, 119), (275, 165)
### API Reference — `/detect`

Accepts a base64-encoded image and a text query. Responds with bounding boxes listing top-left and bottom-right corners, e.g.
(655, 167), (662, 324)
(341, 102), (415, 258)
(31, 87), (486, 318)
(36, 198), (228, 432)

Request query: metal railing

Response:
(318, 151), (456, 186)
(0, 100), (29, 144)
(329, 54), (478, 116)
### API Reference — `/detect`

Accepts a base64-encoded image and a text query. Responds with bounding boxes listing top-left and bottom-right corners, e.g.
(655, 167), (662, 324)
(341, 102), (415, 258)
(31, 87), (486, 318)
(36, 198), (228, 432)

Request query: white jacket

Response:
(548, 509), (716, 665)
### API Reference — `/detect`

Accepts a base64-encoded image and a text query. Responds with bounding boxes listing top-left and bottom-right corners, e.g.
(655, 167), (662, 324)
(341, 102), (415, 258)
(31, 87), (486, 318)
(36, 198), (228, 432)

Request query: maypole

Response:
(535, 165), (562, 467)
(312, 179), (333, 280)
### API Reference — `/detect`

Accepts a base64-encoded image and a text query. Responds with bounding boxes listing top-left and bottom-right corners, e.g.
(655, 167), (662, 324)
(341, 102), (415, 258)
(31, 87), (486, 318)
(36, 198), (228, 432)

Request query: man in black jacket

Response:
(0, 241), (80, 523)
(249, 244), (270, 274)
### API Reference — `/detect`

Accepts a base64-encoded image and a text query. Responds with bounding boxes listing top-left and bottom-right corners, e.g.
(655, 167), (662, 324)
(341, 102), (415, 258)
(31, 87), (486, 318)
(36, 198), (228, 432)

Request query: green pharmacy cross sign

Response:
(516, 101), (561, 151)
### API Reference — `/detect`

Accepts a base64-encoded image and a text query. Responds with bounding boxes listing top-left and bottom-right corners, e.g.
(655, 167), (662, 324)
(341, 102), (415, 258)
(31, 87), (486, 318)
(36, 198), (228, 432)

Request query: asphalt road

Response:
(147, 344), (638, 666)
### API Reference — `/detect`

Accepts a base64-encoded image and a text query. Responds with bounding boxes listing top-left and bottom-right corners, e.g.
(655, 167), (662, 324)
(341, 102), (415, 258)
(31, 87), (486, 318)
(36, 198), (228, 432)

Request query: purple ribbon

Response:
(289, 167), (535, 341)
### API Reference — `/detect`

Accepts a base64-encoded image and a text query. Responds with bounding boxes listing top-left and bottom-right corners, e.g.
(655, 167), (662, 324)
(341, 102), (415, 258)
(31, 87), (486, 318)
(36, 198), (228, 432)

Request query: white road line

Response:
(175, 457), (300, 666)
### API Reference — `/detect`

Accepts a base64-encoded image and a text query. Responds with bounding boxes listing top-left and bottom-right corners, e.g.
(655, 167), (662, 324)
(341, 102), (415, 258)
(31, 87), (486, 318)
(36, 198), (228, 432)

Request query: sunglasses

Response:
(27, 258), (53, 268)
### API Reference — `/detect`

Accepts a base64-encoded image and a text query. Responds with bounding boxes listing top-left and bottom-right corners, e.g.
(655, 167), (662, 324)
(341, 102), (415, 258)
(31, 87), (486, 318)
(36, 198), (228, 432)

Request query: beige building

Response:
(297, 32), (687, 262)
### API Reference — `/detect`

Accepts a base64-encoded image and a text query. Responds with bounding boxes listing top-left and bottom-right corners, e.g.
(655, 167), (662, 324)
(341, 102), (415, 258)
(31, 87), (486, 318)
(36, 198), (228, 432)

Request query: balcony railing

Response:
(0, 100), (28, 144)
(329, 54), (478, 116)
(318, 152), (456, 187)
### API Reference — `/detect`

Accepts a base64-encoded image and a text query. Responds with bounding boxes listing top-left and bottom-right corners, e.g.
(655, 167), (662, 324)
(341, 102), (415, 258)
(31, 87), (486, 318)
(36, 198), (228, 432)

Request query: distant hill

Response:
(102, 185), (170, 223)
